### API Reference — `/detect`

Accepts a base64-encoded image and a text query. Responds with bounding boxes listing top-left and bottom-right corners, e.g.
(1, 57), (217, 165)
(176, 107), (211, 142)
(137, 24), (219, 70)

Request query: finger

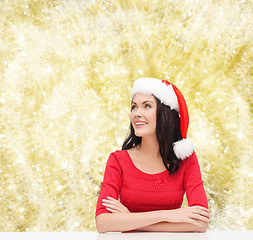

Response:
(104, 198), (126, 208)
(102, 202), (118, 208)
(191, 206), (209, 213)
(191, 209), (209, 218)
(107, 196), (118, 202)
(189, 210), (210, 220)
(197, 206), (209, 213)
(196, 210), (210, 219)
(107, 197), (127, 209)
(103, 198), (130, 213)
(102, 199), (122, 210)
(106, 207), (118, 213)
(102, 202), (120, 211)
(102, 199), (118, 204)
(190, 208), (210, 218)
(200, 212), (210, 219)
(192, 214), (209, 223)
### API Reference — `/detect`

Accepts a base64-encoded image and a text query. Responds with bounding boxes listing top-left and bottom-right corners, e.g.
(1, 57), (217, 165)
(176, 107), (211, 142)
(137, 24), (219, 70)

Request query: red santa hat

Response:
(130, 78), (194, 160)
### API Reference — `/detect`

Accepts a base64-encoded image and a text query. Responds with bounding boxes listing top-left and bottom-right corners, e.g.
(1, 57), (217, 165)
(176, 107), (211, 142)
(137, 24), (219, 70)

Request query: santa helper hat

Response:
(131, 78), (194, 160)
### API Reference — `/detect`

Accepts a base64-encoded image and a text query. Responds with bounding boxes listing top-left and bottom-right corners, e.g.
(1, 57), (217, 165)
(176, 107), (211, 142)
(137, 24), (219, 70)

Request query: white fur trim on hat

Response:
(131, 78), (180, 112)
(173, 138), (194, 160)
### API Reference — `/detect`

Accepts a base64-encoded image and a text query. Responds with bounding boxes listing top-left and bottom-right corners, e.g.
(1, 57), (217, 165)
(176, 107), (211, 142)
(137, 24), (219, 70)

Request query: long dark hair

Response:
(122, 95), (183, 174)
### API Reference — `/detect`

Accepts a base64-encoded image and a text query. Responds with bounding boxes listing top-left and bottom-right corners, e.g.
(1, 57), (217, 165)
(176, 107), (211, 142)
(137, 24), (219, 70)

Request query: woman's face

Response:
(130, 93), (157, 138)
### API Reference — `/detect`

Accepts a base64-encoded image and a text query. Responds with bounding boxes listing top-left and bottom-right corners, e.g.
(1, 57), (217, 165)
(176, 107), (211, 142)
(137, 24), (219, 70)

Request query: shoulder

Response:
(179, 151), (199, 169)
(180, 151), (203, 178)
(109, 149), (128, 158)
(182, 150), (197, 162)
(107, 150), (129, 167)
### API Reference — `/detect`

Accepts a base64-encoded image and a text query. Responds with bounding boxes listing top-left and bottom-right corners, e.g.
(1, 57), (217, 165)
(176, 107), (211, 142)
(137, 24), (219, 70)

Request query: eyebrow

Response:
(131, 100), (154, 105)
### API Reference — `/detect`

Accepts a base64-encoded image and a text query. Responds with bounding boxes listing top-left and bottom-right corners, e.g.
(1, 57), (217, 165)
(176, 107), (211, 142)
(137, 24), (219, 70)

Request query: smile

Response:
(135, 122), (148, 127)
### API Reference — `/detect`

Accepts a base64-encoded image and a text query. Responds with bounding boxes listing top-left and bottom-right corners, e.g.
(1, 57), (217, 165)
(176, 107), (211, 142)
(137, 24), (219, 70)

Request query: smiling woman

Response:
(95, 78), (209, 233)
(130, 94), (157, 138)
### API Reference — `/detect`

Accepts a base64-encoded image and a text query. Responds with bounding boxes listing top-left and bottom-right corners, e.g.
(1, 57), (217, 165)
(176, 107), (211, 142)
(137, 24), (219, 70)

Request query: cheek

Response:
(148, 111), (157, 125)
(130, 113), (134, 123)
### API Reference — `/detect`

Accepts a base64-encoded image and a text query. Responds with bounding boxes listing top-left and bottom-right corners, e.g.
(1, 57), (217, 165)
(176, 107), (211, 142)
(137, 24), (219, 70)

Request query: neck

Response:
(138, 135), (160, 160)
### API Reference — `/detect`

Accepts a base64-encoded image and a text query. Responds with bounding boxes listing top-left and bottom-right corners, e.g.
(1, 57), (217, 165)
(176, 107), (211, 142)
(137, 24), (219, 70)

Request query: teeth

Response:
(136, 122), (147, 125)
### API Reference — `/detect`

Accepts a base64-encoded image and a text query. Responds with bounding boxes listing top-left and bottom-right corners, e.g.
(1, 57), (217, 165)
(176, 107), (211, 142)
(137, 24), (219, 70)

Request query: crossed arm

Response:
(95, 197), (209, 233)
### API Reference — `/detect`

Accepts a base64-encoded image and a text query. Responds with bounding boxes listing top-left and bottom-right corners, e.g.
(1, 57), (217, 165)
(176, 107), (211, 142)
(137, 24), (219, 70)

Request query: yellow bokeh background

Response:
(0, 0), (252, 231)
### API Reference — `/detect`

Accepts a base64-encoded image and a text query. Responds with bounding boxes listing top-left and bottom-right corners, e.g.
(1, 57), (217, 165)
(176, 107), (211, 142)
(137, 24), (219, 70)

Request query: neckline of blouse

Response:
(124, 150), (169, 179)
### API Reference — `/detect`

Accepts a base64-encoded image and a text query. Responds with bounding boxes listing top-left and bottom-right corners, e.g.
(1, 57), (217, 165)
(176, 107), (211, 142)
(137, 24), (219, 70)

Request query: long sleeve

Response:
(183, 152), (208, 208)
(95, 152), (123, 218)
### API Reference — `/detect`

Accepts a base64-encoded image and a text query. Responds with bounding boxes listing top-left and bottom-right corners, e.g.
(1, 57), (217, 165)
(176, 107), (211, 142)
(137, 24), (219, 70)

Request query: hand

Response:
(102, 196), (130, 213)
(164, 206), (210, 227)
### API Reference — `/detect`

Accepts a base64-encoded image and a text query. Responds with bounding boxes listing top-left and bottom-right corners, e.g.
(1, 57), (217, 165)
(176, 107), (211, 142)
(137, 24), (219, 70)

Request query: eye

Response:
(145, 104), (151, 109)
(131, 105), (137, 111)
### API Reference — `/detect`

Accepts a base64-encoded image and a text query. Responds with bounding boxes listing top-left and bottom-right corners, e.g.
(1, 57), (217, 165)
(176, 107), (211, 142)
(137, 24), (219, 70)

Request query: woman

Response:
(95, 78), (209, 233)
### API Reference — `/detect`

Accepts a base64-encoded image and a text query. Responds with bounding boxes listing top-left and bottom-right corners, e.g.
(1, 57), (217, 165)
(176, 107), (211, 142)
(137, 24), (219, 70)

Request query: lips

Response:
(134, 121), (148, 127)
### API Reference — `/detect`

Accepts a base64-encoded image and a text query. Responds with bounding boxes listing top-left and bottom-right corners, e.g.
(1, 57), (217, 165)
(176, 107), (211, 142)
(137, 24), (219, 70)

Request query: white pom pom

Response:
(173, 138), (194, 160)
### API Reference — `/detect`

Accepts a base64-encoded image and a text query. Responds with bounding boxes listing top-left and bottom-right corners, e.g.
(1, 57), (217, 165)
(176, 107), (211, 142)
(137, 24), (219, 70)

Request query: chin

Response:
(134, 133), (142, 137)
(134, 130), (143, 137)
(134, 131), (154, 138)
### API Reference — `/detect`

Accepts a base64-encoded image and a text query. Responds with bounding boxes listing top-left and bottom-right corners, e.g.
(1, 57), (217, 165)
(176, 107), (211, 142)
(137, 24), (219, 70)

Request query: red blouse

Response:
(95, 150), (208, 218)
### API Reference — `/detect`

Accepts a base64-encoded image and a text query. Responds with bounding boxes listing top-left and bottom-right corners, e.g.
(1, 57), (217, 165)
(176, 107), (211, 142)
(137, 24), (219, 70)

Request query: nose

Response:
(134, 108), (143, 117)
